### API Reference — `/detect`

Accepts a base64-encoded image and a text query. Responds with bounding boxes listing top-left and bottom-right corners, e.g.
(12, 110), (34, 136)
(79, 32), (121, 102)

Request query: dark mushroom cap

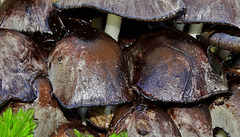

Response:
(0, 0), (55, 33)
(177, 0), (240, 29)
(126, 29), (229, 103)
(54, 0), (186, 21)
(0, 29), (47, 107)
(167, 104), (212, 137)
(48, 26), (134, 108)
(108, 102), (181, 137)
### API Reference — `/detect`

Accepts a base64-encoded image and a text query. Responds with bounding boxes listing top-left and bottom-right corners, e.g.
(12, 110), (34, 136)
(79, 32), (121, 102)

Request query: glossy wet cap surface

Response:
(55, 0), (185, 21)
(0, 29), (47, 107)
(0, 0), (55, 33)
(48, 26), (134, 108)
(126, 29), (229, 103)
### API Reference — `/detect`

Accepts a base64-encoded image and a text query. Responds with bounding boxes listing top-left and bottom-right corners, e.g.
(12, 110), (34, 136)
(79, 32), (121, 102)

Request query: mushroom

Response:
(167, 104), (212, 137)
(210, 78), (240, 137)
(0, 29), (46, 107)
(54, 0), (186, 40)
(125, 28), (229, 136)
(108, 102), (181, 137)
(176, 0), (240, 38)
(48, 26), (135, 126)
(0, 0), (57, 34)
(0, 0), (63, 57)
(4, 77), (68, 137)
(51, 122), (100, 137)
(126, 28), (229, 103)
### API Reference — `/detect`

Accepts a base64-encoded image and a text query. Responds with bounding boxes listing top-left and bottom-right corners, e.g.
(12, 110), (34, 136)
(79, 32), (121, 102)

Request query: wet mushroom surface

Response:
(0, 29), (47, 107)
(0, 0), (239, 136)
(126, 29), (229, 103)
(54, 0), (185, 21)
(48, 26), (134, 108)
(177, 0), (240, 29)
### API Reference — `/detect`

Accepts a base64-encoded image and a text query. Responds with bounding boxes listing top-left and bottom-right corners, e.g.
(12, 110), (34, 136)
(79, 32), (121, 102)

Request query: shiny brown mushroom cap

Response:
(108, 102), (181, 137)
(48, 26), (134, 108)
(126, 29), (229, 103)
(177, 0), (240, 29)
(0, 0), (55, 33)
(0, 29), (47, 107)
(54, 0), (185, 21)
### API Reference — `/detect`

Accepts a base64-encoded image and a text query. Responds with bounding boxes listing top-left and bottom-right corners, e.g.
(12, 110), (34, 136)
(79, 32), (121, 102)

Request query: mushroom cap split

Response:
(48, 26), (134, 108)
(0, 29), (47, 107)
(54, 0), (186, 21)
(126, 29), (229, 103)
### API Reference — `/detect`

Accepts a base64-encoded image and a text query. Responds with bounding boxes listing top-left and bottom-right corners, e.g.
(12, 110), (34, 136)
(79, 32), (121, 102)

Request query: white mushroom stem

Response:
(175, 24), (185, 31)
(104, 14), (122, 41)
(188, 23), (204, 38)
(210, 106), (239, 137)
(78, 107), (88, 126)
(91, 17), (103, 30)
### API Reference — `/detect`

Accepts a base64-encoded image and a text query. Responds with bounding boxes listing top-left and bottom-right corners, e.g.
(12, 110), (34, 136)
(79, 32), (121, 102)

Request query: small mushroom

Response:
(5, 77), (68, 137)
(0, 0), (57, 34)
(54, 0), (186, 40)
(48, 26), (135, 125)
(176, 0), (240, 38)
(55, 0), (185, 22)
(167, 104), (212, 137)
(0, 29), (46, 107)
(0, 0), (66, 57)
(177, 0), (240, 29)
(108, 102), (181, 137)
(210, 78), (240, 137)
(51, 122), (100, 137)
(126, 29), (229, 103)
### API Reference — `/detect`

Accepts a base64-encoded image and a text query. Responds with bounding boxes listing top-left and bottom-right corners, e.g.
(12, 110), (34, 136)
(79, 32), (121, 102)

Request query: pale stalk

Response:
(175, 24), (185, 31)
(104, 14), (122, 41)
(188, 23), (204, 38)
(78, 107), (88, 126)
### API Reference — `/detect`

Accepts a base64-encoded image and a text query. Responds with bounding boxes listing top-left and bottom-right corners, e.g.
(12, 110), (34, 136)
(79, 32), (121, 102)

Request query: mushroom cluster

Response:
(0, 0), (239, 137)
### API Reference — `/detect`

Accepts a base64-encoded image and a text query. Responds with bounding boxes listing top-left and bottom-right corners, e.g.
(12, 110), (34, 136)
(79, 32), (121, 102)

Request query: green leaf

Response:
(0, 107), (36, 137)
(110, 131), (128, 137)
(74, 129), (128, 137)
(74, 129), (94, 137)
